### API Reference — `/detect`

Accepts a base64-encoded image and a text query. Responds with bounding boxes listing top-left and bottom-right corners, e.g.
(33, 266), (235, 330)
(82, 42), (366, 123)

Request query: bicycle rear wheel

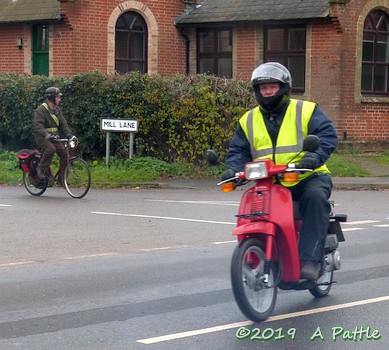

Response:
(64, 158), (91, 199)
(22, 172), (47, 196)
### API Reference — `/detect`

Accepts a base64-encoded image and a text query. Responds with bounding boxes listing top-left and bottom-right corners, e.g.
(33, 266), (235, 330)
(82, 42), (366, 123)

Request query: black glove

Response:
(45, 134), (59, 142)
(221, 168), (236, 181)
(299, 153), (319, 169)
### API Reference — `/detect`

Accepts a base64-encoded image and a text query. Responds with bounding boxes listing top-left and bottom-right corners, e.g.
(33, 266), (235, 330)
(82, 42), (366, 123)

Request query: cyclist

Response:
(33, 87), (76, 185)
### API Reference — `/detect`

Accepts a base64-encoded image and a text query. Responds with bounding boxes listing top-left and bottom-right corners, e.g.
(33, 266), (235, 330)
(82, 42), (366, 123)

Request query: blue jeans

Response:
(288, 173), (333, 262)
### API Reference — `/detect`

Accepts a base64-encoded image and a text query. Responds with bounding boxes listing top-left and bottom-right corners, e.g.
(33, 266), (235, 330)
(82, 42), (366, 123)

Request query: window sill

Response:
(360, 96), (389, 103)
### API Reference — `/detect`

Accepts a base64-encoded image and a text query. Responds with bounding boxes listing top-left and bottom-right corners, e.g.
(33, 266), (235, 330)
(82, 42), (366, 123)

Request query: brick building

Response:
(0, 0), (388, 145)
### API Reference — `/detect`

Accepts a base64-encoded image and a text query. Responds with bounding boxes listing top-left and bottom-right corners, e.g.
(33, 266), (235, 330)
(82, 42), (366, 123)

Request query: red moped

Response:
(206, 135), (346, 322)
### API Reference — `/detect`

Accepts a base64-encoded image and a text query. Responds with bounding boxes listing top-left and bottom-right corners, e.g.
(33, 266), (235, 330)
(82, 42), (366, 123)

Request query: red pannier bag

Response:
(17, 149), (39, 174)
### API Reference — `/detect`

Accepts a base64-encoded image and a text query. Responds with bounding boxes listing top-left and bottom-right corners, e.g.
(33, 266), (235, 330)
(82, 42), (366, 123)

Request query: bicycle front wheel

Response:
(64, 158), (91, 199)
(22, 172), (47, 196)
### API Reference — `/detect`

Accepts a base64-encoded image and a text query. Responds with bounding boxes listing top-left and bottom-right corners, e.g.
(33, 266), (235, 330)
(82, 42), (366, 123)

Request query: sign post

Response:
(101, 118), (138, 165)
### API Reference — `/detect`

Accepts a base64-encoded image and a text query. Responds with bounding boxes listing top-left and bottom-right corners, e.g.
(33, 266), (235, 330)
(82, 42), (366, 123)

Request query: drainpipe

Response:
(179, 28), (190, 74)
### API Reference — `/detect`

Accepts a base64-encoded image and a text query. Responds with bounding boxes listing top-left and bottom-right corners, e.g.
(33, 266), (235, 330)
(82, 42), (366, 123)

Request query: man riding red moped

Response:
(206, 62), (346, 322)
(206, 135), (346, 322)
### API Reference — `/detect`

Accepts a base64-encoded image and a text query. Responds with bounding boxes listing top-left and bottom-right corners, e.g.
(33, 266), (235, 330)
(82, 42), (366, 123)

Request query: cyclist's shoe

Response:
(34, 177), (48, 189)
(47, 177), (55, 187)
(36, 166), (47, 179)
(57, 176), (64, 187)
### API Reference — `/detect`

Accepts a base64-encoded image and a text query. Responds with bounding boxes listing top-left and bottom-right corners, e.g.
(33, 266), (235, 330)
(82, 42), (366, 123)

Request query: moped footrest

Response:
(334, 214), (347, 222)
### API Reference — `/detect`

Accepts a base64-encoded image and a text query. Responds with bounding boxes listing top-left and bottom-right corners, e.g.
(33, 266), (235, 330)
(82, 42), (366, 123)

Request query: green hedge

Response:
(0, 71), (255, 163)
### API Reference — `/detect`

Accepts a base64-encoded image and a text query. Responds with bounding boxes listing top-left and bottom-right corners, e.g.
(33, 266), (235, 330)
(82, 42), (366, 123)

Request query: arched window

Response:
(361, 10), (389, 95)
(115, 11), (147, 74)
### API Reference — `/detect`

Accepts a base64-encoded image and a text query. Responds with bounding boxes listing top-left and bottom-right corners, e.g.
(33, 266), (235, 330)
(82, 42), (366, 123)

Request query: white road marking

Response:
(0, 254), (119, 267)
(147, 199), (239, 206)
(4, 214), (381, 267)
(91, 211), (235, 225)
(0, 261), (37, 267)
(92, 212), (384, 229)
(66, 253), (118, 260)
(0, 204), (12, 207)
(137, 295), (389, 344)
(141, 245), (189, 252)
(212, 240), (236, 245)
(343, 220), (380, 225)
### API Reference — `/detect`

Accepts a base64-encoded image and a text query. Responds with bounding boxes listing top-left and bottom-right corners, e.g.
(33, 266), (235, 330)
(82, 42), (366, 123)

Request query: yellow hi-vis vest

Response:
(239, 99), (330, 187)
(42, 103), (59, 133)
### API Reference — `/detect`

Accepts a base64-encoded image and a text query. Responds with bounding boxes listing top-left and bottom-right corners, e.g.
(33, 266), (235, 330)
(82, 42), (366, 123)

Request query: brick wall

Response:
(57, 0), (187, 76)
(0, 26), (25, 73)
(332, 0), (389, 142)
(309, 20), (343, 127)
(0, 0), (387, 143)
(235, 25), (257, 81)
(230, 2), (389, 144)
(0, 1), (189, 76)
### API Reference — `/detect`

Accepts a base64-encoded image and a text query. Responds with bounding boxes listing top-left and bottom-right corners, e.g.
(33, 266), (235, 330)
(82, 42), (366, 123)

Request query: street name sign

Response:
(101, 118), (138, 132)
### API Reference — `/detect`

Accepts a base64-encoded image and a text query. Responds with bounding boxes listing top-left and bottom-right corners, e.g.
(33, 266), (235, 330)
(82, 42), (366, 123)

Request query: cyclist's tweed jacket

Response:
(33, 103), (72, 146)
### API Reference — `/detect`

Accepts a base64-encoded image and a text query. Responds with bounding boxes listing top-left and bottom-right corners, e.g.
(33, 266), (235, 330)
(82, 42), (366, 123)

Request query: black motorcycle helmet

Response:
(44, 87), (63, 103)
(251, 62), (292, 112)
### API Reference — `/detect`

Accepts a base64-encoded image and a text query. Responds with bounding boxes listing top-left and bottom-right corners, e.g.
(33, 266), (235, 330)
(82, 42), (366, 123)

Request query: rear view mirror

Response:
(204, 149), (220, 166)
(302, 135), (320, 152)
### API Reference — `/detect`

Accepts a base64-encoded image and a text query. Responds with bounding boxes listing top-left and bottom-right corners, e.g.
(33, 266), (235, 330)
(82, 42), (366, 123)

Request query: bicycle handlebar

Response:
(52, 138), (78, 149)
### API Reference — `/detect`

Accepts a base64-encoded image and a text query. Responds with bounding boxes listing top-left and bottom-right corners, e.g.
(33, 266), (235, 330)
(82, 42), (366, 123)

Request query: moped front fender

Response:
(233, 221), (276, 238)
(233, 220), (300, 282)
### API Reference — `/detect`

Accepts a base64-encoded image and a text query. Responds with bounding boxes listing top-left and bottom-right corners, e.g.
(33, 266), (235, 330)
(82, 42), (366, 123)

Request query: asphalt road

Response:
(0, 185), (388, 349)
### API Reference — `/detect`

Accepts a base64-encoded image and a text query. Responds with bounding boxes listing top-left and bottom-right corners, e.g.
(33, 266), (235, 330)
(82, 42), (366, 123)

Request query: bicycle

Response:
(18, 138), (91, 199)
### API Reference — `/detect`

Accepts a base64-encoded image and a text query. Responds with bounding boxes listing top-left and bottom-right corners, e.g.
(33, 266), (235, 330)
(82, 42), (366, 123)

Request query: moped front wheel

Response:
(22, 172), (47, 196)
(231, 238), (277, 322)
(309, 270), (333, 298)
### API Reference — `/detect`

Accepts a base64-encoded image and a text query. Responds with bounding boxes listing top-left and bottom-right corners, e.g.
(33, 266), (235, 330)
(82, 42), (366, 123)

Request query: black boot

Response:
(36, 166), (47, 179)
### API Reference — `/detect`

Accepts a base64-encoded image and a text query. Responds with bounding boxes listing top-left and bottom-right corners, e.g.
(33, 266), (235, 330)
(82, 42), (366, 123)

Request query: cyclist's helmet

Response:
(251, 62), (292, 111)
(44, 87), (62, 102)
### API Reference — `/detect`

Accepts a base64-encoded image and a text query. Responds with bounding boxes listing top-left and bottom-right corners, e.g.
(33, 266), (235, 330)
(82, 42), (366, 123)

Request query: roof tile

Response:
(176, 0), (330, 25)
(0, 0), (60, 23)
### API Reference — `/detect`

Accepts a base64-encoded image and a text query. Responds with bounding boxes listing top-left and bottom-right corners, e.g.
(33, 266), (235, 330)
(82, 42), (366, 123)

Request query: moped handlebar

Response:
(217, 176), (239, 186)
(217, 163), (314, 188)
(285, 163), (315, 173)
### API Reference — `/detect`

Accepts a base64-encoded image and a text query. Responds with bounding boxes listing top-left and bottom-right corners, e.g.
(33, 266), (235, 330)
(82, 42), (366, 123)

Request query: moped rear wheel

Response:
(231, 238), (277, 322)
(22, 172), (47, 196)
(309, 270), (333, 298)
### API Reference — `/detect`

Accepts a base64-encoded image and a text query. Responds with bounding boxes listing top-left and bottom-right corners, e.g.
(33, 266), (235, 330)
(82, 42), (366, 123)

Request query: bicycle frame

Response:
(21, 138), (91, 199)
(49, 139), (73, 183)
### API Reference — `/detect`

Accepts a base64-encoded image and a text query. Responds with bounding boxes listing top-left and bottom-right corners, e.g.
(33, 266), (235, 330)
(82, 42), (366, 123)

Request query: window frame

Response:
(264, 24), (306, 94)
(196, 28), (233, 78)
(115, 11), (148, 74)
(361, 9), (389, 96)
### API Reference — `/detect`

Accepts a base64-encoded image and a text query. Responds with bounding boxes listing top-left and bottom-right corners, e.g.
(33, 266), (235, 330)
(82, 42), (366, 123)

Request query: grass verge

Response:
(1, 149), (386, 187)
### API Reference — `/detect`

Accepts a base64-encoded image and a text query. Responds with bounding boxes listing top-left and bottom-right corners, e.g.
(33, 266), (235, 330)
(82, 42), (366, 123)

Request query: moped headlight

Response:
(244, 162), (268, 180)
